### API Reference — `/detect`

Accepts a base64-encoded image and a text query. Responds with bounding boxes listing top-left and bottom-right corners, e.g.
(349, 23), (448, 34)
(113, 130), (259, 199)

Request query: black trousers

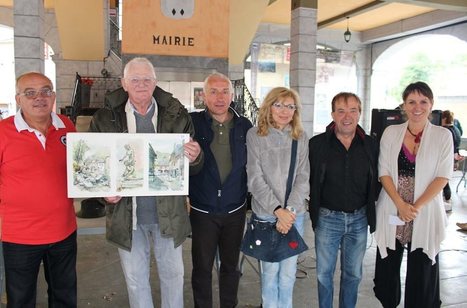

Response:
(374, 240), (441, 308)
(3, 231), (77, 308)
(190, 207), (246, 308)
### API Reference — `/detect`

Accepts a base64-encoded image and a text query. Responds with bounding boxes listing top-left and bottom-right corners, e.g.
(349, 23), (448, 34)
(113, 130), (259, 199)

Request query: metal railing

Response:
(64, 73), (121, 123)
(109, 18), (121, 58)
(232, 79), (259, 125)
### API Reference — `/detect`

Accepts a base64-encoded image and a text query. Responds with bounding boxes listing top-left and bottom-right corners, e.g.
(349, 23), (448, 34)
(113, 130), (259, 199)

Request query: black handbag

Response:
(241, 140), (308, 262)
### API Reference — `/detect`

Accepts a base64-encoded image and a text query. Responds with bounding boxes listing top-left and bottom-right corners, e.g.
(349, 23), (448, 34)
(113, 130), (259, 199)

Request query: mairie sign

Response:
(123, 0), (229, 58)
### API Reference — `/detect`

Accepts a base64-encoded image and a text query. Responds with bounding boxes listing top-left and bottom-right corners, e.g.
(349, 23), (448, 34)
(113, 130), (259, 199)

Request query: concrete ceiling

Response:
(262, 0), (467, 31)
(0, 0), (466, 62)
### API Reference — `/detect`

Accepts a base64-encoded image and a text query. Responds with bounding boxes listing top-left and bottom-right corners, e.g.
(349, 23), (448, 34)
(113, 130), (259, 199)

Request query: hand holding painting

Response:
(183, 137), (201, 163)
(104, 196), (122, 204)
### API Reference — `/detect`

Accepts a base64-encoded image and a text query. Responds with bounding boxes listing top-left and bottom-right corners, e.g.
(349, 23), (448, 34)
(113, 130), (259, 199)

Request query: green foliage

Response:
(73, 139), (89, 165)
(451, 53), (467, 66)
(389, 53), (432, 102)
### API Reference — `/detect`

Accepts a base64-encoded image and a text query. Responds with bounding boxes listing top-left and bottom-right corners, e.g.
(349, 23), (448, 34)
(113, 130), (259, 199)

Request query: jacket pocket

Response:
(106, 199), (133, 251)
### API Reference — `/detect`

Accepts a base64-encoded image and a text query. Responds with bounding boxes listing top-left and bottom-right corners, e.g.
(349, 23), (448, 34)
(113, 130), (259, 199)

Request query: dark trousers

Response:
(374, 240), (441, 308)
(443, 183), (452, 200)
(3, 231), (77, 308)
(190, 207), (246, 308)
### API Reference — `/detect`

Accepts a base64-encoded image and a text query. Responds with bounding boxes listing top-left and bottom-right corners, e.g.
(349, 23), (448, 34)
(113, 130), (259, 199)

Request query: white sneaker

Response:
(444, 199), (452, 212)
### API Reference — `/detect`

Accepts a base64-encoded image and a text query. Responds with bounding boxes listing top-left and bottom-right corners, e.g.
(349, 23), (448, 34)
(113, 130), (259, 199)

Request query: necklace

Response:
(407, 127), (423, 143)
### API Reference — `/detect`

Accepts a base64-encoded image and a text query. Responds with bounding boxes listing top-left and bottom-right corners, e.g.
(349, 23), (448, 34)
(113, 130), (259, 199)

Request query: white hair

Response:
(203, 72), (233, 94)
(123, 57), (157, 79)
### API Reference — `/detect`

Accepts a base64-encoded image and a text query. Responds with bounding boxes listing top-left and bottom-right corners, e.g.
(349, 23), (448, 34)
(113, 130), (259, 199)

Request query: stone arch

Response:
(370, 23), (467, 68)
(370, 28), (467, 132)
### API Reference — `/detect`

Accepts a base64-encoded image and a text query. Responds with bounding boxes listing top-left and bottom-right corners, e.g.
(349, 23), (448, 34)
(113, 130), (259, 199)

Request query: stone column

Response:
(355, 46), (372, 132)
(249, 42), (260, 101)
(14, 0), (45, 76)
(290, 0), (317, 137)
(228, 63), (245, 81)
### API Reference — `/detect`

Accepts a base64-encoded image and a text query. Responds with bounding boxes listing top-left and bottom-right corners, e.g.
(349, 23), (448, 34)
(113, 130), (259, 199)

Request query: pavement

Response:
(29, 168), (467, 307)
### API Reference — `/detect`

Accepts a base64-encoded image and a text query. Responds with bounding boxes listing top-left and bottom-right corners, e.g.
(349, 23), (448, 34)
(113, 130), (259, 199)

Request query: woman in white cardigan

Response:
(373, 82), (453, 308)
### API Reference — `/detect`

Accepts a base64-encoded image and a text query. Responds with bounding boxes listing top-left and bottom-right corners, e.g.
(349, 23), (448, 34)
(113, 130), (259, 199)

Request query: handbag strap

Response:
(284, 139), (298, 208)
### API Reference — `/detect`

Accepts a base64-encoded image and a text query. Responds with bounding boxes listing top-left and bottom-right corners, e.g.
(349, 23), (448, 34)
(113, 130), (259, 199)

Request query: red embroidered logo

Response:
(288, 241), (298, 249)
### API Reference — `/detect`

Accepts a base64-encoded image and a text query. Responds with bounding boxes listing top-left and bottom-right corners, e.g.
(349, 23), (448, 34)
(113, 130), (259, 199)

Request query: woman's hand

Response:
(275, 208), (296, 234)
(380, 176), (419, 222)
(396, 201), (418, 222)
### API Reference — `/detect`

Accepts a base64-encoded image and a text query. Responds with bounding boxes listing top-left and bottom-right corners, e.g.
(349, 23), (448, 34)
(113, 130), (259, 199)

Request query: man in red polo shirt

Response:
(0, 72), (77, 307)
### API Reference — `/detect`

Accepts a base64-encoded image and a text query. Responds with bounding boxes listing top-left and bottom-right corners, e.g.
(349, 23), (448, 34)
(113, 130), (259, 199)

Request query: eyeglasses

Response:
(126, 77), (156, 86)
(272, 102), (297, 111)
(17, 89), (54, 99)
(208, 89), (231, 96)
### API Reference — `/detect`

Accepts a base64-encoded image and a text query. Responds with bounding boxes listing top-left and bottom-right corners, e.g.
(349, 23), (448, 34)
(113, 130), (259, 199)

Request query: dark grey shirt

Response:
(134, 105), (158, 224)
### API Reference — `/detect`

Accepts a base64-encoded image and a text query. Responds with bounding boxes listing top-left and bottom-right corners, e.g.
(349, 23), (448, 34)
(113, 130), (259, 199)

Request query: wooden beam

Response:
(317, 1), (387, 29)
(361, 9), (467, 43)
(292, 0), (317, 10)
(382, 0), (467, 12)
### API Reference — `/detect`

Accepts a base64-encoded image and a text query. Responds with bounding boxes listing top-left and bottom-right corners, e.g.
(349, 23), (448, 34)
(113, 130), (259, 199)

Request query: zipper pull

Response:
(218, 190), (221, 197)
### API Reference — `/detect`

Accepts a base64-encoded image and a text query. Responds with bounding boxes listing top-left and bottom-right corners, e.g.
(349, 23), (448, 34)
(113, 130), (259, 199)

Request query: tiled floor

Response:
(31, 169), (467, 307)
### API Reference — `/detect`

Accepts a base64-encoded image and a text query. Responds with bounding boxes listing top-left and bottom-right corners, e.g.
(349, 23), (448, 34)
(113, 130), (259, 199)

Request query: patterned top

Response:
(396, 144), (416, 245)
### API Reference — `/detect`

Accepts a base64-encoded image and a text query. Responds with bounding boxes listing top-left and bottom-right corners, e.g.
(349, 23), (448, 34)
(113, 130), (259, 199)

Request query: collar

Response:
(325, 121), (366, 141)
(128, 97), (156, 115)
(203, 106), (239, 123)
(270, 124), (292, 135)
(211, 110), (234, 126)
(14, 110), (65, 132)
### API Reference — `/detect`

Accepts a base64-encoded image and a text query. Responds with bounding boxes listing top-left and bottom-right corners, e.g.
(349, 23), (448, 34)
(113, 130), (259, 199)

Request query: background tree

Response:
(389, 53), (433, 102)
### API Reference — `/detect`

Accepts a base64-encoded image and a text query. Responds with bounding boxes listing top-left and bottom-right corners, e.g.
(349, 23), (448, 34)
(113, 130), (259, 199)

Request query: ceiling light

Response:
(344, 17), (351, 43)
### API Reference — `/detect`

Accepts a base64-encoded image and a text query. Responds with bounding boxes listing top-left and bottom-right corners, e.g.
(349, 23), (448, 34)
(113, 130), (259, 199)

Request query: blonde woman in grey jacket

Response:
(246, 87), (310, 308)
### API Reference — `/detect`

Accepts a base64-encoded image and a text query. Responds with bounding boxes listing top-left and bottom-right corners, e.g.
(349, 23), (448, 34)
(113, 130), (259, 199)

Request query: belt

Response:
(322, 205), (366, 214)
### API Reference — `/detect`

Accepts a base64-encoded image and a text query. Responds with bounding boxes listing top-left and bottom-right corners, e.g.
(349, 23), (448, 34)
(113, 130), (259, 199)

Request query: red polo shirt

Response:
(0, 114), (77, 244)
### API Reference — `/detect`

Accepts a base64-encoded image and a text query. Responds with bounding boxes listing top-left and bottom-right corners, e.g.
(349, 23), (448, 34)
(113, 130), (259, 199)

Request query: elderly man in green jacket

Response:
(89, 57), (202, 308)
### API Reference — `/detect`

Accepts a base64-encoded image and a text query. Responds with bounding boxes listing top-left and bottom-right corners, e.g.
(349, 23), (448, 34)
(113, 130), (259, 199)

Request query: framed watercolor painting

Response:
(67, 133), (189, 198)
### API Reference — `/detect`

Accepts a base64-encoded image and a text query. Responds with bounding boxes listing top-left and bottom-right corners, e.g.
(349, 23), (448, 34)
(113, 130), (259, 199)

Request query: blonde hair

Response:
(257, 87), (304, 140)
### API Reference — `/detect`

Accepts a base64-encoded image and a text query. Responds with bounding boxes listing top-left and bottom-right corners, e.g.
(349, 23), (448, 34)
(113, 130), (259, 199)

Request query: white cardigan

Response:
(374, 121), (453, 264)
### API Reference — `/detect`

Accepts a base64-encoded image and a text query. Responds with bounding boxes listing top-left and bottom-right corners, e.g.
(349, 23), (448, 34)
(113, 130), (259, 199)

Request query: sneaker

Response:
(444, 199), (452, 212)
(456, 222), (467, 231)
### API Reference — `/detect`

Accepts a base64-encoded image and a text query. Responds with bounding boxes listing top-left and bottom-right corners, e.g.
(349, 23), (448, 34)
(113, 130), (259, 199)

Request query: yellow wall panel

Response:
(54, 0), (105, 60)
(229, 0), (269, 65)
(122, 0), (229, 58)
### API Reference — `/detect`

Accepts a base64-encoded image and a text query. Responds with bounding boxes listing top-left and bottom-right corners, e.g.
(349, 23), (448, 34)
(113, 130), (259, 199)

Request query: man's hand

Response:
(184, 138), (201, 163)
(104, 196), (122, 204)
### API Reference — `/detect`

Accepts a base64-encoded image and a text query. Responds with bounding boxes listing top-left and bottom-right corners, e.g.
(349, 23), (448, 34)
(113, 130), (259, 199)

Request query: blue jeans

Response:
(315, 207), (368, 308)
(118, 223), (184, 308)
(259, 213), (305, 308)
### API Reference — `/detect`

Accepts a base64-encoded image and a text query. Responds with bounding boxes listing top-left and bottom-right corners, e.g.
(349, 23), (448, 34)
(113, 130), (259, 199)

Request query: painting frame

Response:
(67, 132), (189, 198)
(191, 82), (205, 110)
